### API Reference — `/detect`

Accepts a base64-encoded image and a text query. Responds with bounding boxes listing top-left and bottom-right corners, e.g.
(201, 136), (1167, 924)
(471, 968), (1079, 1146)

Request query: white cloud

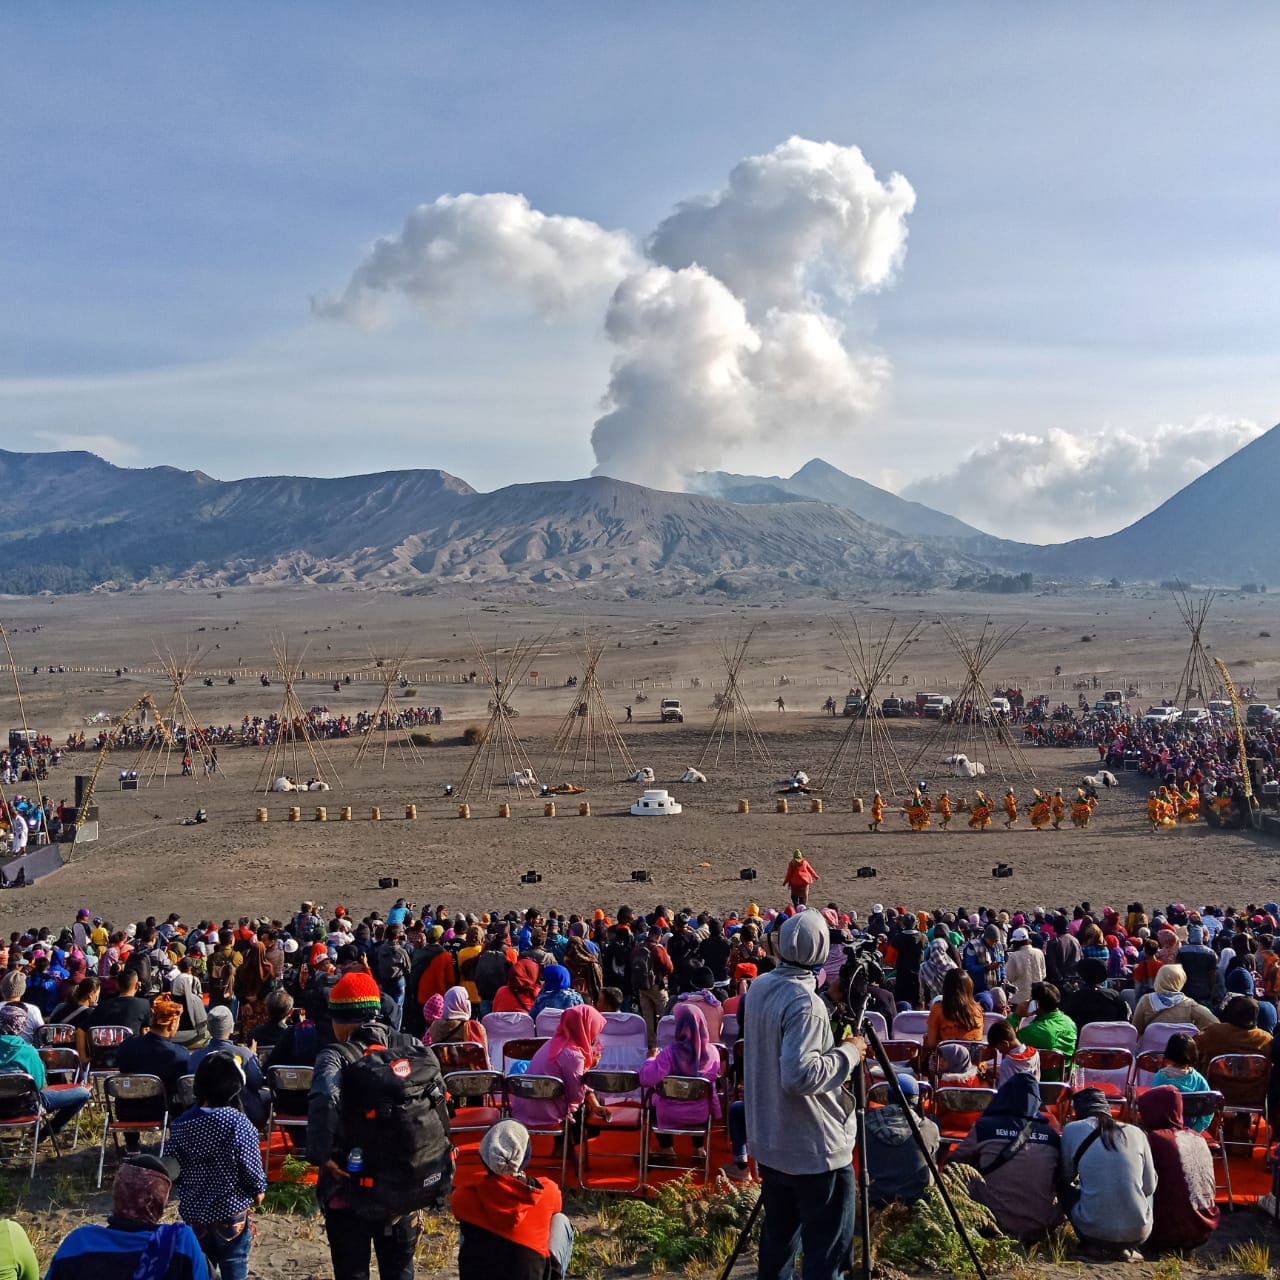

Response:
(647, 135), (916, 312)
(901, 415), (1264, 542)
(312, 191), (641, 326)
(316, 137), (914, 486)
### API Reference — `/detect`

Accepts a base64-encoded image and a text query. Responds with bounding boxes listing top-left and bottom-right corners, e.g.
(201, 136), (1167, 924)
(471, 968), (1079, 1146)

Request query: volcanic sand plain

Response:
(5, 583), (1280, 927)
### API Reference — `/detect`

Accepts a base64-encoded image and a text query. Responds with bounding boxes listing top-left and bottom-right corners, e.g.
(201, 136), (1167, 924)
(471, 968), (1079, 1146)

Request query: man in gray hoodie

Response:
(744, 909), (864, 1280)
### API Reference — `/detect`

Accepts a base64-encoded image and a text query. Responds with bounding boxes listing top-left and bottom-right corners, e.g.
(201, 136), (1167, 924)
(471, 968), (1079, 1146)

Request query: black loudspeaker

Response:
(739, 868), (757, 881)
(856, 866), (878, 878)
(521, 870), (543, 885)
(631, 870), (651, 882)
(992, 863), (1014, 878)
(378, 876), (400, 889)
(120, 778), (139, 791)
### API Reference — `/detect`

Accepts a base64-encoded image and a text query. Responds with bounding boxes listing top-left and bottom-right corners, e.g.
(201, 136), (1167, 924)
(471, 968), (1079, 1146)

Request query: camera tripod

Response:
(717, 955), (986, 1280)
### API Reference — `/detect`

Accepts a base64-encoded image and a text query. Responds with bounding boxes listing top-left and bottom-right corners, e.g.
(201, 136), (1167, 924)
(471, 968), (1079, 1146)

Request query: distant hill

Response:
(0, 450), (983, 594)
(1018, 422), (1280, 584)
(693, 458), (992, 540)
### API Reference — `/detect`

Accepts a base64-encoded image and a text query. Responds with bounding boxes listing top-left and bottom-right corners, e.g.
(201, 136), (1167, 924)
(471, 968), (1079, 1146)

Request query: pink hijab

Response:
(548, 1005), (605, 1063)
(672, 1003), (718, 1076)
(422, 993), (445, 1024)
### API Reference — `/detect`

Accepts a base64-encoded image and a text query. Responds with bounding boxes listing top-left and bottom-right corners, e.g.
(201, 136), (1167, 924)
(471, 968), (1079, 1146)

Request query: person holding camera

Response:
(744, 909), (864, 1280)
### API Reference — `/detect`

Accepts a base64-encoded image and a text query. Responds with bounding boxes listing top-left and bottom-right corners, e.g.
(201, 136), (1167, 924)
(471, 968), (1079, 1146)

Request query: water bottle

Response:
(346, 1147), (364, 1175)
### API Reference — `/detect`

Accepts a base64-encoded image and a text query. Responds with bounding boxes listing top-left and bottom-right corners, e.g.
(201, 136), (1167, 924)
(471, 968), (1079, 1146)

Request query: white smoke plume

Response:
(312, 192), (641, 326)
(316, 138), (914, 485)
(901, 416), (1264, 542)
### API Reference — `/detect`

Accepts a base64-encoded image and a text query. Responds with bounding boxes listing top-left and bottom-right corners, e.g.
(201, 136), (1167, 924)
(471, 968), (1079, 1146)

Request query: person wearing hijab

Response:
(510, 1006), (610, 1133)
(428, 986), (490, 1062)
(168, 1052), (267, 1280)
(949, 1075), (1062, 1242)
(232, 941), (274, 1040)
(562, 932), (604, 1007)
(1132, 964), (1218, 1036)
(639, 1004), (722, 1156)
(671, 964), (724, 1042)
(492, 958), (541, 1015)
(1060, 1087), (1156, 1260)
(453, 1120), (574, 1280)
(46, 1154), (211, 1280)
(1137, 1086), (1220, 1250)
(530, 965), (584, 1020)
(919, 938), (958, 1005)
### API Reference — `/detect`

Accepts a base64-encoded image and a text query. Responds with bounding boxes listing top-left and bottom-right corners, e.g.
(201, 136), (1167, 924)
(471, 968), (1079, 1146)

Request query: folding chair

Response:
(1068, 1047), (1134, 1115)
(596, 1013), (648, 1084)
(481, 1012), (535, 1074)
(97, 1074), (169, 1188)
(443, 1070), (505, 1142)
(88, 1025), (133, 1094)
(928, 1040), (993, 1091)
(35, 1024), (78, 1051)
(890, 1010), (929, 1047)
(501, 1037), (548, 1076)
(1206, 1054), (1270, 1154)
(1136, 1021), (1201, 1057)
(577, 1069), (644, 1192)
(265, 1065), (313, 1157)
(504, 1074), (570, 1184)
(431, 1041), (490, 1073)
(37, 1047), (82, 1087)
(981, 1012), (1009, 1037)
(655, 1016), (677, 1049)
(534, 1008), (567, 1038)
(1127, 1050), (1165, 1112)
(642, 1076), (713, 1188)
(1180, 1090), (1233, 1208)
(867, 1077), (933, 1110)
(863, 1011), (889, 1042)
(1077, 1021), (1138, 1055)
(869, 1039), (922, 1082)
(721, 1013), (741, 1044)
(174, 1074), (197, 1113)
(932, 1086), (996, 1150)
(0, 1073), (55, 1178)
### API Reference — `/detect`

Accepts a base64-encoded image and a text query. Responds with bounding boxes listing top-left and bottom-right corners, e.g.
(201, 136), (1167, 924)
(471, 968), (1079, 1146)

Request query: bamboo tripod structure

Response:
(254, 636), (341, 793)
(543, 637), (636, 785)
(910, 619), (1037, 785)
(456, 633), (548, 801)
(352, 647), (424, 770)
(696, 628), (774, 771)
(820, 616), (920, 801)
(1170, 591), (1221, 710)
(130, 644), (216, 786)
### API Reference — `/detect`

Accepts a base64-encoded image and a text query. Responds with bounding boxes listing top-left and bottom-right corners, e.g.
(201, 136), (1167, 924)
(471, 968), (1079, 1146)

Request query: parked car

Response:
(1143, 705), (1181, 726)
(1179, 708), (1211, 727)
(989, 696), (1012, 717)
(923, 694), (952, 718)
(843, 693), (865, 717)
(1246, 703), (1273, 726)
(660, 698), (684, 723)
(881, 696), (904, 718)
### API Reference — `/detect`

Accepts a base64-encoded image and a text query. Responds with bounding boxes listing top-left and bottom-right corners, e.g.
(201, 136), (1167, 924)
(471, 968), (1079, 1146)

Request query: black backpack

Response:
(630, 942), (658, 992)
(335, 1030), (453, 1218)
(474, 949), (508, 1001)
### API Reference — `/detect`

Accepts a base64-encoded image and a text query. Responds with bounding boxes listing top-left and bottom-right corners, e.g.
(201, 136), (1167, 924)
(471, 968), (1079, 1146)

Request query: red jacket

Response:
(453, 1172), (561, 1280)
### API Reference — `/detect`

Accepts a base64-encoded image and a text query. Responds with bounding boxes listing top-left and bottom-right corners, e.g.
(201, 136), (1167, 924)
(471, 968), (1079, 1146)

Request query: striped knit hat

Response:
(329, 970), (382, 1024)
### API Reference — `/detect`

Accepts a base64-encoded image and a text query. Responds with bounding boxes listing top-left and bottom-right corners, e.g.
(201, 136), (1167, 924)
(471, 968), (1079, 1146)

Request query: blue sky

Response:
(2, 5), (1278, 539)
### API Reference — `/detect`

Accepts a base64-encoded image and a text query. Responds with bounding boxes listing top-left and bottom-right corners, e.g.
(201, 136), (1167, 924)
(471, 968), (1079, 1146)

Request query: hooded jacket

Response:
(453, 1172), (562, 1280)
(743, 911), (860, 1175)
(864, 1102), (939, 1207)
(950, 1075), (1063, 1242)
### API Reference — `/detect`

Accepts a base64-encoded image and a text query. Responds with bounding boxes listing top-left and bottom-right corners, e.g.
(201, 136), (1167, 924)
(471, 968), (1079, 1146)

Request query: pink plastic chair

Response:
(1136, 1021), (1201, 1057)
(534, 1008), (567, 1038)
(891, 1011), (930, 1046)
(1078, 1021), (1138, 1055)
(481, 1012), (535, 1073)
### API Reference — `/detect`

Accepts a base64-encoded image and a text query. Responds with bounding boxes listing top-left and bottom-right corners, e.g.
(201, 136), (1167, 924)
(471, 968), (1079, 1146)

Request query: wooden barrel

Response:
(405, 803), (417, 820)
(737, 798), (750, 813)
(810, 797), (824, 814)
(458, 803), (471, 819)
(579, 801), (591, 817)
(255, 808), (268, 824)
(498, 803), (510, 818)
(339, 806), (352, 821)
(288, 806), (301, 822)
(852, 797), (864, 814)
(776, 797), (789, 814)
(371, 806), (381, 821)
(544, 801), (556, 818)
(315, 806), (327, 822)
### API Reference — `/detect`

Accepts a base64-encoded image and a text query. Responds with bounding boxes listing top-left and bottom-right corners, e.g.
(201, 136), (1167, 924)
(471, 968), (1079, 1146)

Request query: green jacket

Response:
(0, 1034), (45, 1087)
(1017, 1010), (1076, 1076)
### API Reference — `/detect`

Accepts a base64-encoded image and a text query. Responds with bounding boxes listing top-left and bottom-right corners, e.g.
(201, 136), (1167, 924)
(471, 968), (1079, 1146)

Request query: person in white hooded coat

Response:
(744, 910), (865, 1280)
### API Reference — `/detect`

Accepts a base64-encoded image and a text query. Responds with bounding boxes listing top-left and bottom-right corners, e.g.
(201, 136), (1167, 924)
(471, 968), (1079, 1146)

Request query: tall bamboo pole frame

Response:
(695, 628), (774, 771)
(254, 636), (342, 793)
(352, 647), (424, 770)
(543, 636), (635, 784)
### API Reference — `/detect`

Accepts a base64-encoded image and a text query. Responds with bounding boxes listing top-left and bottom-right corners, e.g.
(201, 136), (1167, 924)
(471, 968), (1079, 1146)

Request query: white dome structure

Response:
(630, 788), (682, 816)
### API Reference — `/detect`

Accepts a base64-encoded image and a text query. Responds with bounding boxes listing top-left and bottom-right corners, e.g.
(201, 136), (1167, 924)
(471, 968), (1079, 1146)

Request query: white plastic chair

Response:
(864, 1011), (889, 1041)
(1137, 1021), (1201, 1056)
(981, 1012), (1007, 1036)
(596, 1013), (649, 1082)
(656, 1015), (677, 1049)
(534, 1008), (567, 1038)
(481, 1012), (535, 1072)
(1078, 1021), (1138, 1054)
(891, 1010), (930, 1046)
